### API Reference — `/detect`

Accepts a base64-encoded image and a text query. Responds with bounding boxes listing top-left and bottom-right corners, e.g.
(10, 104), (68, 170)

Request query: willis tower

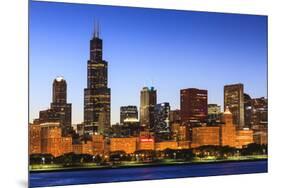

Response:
(84, 22), (111, 135)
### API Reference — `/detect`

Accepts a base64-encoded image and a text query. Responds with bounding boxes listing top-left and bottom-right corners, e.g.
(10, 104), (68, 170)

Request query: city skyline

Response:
(29, 1), (267, 124)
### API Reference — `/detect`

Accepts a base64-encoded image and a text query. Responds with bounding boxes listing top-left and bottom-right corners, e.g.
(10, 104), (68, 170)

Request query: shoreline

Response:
(30, 157), (268, 173)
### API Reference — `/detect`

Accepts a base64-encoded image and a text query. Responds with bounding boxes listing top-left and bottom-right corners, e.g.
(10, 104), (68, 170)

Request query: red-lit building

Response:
(138, 131), (155, 150)
(180, 88), (208, 123)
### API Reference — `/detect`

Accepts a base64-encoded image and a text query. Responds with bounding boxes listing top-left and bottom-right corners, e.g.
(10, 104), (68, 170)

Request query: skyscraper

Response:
(244, 93), (252, 128)
(224, 83), (244, 129)
(251, 97), (268, 128)
(180, 88), (208, 123)
(154, 102), (171, 141)
(50, 77), (72, 136)
(37, 77), (72, 136)
(84, 23), (111, 135)
(140, 87), (157, 130)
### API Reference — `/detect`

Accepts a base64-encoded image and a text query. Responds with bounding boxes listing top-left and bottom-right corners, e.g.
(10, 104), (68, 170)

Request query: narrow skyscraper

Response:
(84, 22), (111, 135)
(38, 77), (72, 136)
(154, 102), (171, 141)
(50, 77), (72, 136)
(224, 83), (244, 129)
(140, 87), (157, 130)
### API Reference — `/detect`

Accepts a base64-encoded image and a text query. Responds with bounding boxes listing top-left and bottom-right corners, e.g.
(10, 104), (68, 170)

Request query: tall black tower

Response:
(84, 22), (111, 135)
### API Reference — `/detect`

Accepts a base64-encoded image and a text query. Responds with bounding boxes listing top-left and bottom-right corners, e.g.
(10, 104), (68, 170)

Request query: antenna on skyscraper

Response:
(97, 20), (100, 38)
(93, 19), (101, 38)
(93, 19), (96, 38)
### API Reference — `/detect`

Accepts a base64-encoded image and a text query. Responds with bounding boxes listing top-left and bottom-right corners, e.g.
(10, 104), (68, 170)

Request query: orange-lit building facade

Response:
(191, 126), (220, 148)
(171, 123), (190, 141)
(29, 122), (73, 157)
(92, 134), (105, 155)
(72, 144), (83, 154)
(40, 122), (62, 157)
(155, 141), (178, 151)
(29, 110), (255, 157)
(220, 108), (236, 147)
(253, 131), (267, 145)
(178, 141), (190, 149)
(61, 137), (73, 154)
(236, 129), (254, 148)
(110, 137), (137, 154)
(82, 141), (93, 155)
(72, 141), (94, 155)
(29, 124), (41, 154)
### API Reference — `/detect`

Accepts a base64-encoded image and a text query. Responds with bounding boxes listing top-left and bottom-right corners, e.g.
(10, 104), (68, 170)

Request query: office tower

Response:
(154, 102), (171, 141)
(50, 77), (72, 136)
(169, 109), (181, 124)
(224, 83), (245, 129)
(180, 88), (208, 123)
(251, 97), (268, 129)
(52, 76), (67, 104)
(208, 104), (221, 123)
(120, 106), (138, 124)
(140, 87), (157, 130)
(84, 23), (111, 135)
(244, 93), (252, 128)
(120, 106), (140, 137)
(37, 77), (72, 136)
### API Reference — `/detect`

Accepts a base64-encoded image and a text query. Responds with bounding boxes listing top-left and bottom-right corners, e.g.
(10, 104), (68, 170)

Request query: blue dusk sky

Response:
(29, 1), (268, 124)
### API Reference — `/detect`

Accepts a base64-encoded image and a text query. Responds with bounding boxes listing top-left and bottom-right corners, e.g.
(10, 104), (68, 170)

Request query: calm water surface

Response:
(29, 160), (267, 187)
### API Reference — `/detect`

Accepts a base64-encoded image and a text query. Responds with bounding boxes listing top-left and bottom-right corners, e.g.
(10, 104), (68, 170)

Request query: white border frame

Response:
(1, 0), (280, 187)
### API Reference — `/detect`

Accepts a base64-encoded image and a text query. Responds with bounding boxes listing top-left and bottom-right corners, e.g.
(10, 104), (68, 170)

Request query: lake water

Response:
(29, 160), (267, 187)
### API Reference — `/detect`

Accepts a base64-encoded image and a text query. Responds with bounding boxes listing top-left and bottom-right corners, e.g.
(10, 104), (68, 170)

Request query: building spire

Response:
(97, 20), (100, 38)
(93, 19), (100, 38)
